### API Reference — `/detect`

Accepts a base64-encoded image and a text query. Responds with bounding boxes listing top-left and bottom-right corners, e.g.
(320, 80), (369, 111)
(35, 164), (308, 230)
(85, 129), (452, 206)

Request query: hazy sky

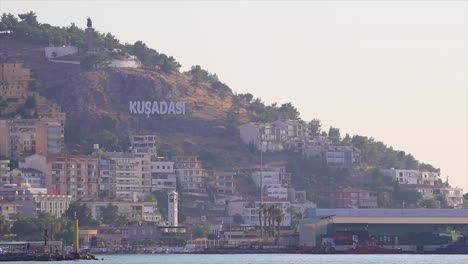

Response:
(2, 1), (467, 190)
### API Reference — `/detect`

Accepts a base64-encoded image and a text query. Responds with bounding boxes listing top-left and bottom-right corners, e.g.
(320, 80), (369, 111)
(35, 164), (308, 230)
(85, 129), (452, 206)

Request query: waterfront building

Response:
(81, 199), (161, 223)
(227, 197), (291, 227)
(0, 184), (72, 218)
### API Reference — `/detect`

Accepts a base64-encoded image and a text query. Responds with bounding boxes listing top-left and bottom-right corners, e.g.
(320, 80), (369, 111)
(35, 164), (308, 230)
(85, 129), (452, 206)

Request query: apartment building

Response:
(0, 63), (31, 110)
(214, 171), (236, 196)
(0, 159), (10, 185)
(329, 187), (378, 208)
(19, 154), (99, 200)
(0, 200), (21, 221)
(239, 122), (286, 152)
(251, 167), (291, 188)
(0, 117), (64, 158)
(0, 183), (71, 218)
(100, 151), (146, 201)
(150, 160), (176, 191)
(325, 146), (361, 167)
(383, 169), (440, 186)
(129, 132), (157, 158)
(227, 197), (291, 227)
(173, 156), (207, 193)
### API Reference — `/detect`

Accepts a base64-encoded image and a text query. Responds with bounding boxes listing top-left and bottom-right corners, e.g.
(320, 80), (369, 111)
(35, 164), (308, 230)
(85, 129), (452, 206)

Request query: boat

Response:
(344, 239), (401, 254)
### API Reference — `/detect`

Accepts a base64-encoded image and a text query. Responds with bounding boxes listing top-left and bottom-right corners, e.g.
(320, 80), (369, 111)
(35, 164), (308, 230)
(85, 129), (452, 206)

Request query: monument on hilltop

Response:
(85, 17), (95, 52)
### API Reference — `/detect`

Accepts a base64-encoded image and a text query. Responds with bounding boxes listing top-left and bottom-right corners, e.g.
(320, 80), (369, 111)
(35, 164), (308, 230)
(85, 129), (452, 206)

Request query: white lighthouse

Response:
(168, 191), (178, 227)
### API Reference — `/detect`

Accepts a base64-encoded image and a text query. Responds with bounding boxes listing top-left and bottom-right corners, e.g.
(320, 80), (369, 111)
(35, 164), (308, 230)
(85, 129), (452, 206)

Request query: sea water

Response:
(4, 254), (468, 264)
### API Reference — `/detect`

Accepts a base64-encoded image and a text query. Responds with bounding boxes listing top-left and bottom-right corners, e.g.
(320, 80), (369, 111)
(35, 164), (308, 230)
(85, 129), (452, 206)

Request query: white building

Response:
(265, 184), (288, 199)
(434, 187), (464, 208)
(168, 191), (178, 227)
(239, 123), (286, 152)
(129, 132), (157, 157)
(227, 197), (291, 227)
(383, 169), (440, 186)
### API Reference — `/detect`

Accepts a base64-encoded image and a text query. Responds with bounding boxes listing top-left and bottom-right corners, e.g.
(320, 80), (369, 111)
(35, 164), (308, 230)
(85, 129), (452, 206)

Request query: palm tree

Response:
(259, 203), (268, 239)
(266, 204), (276, 237)
(274, 208), (285, 238)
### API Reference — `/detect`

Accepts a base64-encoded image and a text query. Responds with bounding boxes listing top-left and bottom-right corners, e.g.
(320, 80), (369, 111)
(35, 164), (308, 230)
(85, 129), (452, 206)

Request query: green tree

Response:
(100, 203), (128, 226)
(18, 11), (39, 27)
(65, 202), (99, 227)
(233, 214), (244, 225)
(420, 198), (439, 208)
(10, 217), (42, 240)
(153, 191), (168, 219)
(328, 127), (341, 144)
(0, 215), (10, 235)
(192, 222), (210, 239)
(309, 119), (322, 136)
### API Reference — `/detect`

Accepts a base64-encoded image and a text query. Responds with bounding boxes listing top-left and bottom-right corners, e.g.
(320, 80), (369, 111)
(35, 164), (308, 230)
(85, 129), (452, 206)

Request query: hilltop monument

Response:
(85, 17), (95, 52)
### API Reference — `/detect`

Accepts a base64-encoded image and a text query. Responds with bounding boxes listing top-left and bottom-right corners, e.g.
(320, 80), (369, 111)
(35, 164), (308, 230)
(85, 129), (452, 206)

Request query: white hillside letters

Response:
(129, 101), (186, 118)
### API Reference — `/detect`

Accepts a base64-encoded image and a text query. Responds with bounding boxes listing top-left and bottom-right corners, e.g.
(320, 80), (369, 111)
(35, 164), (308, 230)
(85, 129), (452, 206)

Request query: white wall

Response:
(45, 46), (78, 59)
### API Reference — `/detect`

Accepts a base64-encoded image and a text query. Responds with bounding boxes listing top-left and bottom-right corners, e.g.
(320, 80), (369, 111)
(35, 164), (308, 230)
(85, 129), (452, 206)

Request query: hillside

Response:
(0, 12), (446, 207)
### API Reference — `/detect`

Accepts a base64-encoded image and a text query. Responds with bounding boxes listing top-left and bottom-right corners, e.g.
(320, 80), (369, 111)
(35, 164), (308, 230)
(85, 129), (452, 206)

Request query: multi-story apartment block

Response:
(239, 122), (286, 152)
(0, 200), (21, 221)
(19, 154), (99, 200)
(150, 160), (176, 191)
(251, 167), (291, 188)
(0, 184), (71, 217)
(227, 197), (291, 227)
(129, 132), (157, 157)
(383, 169), (441, 186)
(271, 119), (312, 141)
(99, 151), (145, 201)
(0, 63), (31, 83)
(325, 146), (361, 167)
(0, 159), (10, 185)
(47, 155), (99, 200)
(329, 187), (378, 208)
(0, 63), (31, 110)
(214, 171), (236, 196)
(0, 117), (64, 158)
(173, 156), (207, 193)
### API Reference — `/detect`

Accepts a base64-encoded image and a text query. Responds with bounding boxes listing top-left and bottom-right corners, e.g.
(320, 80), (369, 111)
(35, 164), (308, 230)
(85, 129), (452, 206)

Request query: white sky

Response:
(2, 0), (467, 191)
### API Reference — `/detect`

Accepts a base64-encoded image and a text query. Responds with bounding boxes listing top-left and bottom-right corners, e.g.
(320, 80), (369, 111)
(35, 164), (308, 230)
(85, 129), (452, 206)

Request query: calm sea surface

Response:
(5, 254), (468, 264)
